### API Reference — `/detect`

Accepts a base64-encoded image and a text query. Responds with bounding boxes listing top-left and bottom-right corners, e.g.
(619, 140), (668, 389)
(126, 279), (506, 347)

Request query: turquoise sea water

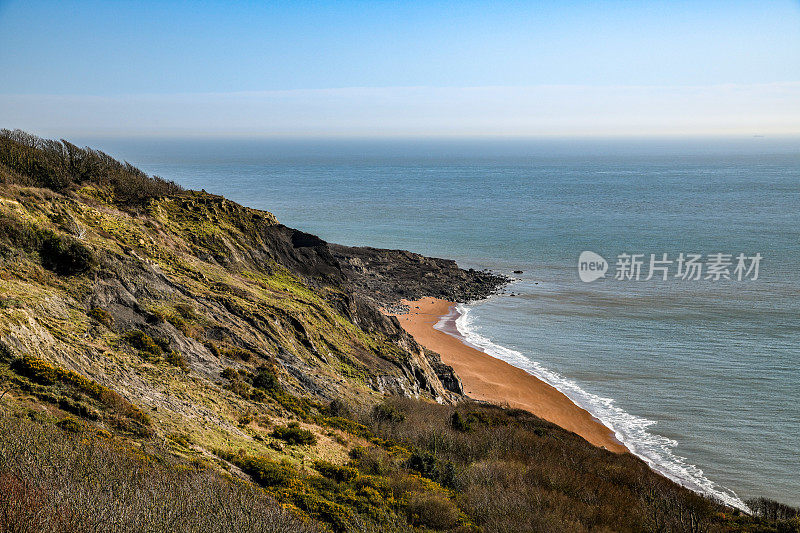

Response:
(82, 137), (800, 508)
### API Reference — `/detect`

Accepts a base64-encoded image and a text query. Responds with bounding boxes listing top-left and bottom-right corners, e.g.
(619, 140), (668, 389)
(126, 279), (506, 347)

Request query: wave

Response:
(438, 302), (750, 512)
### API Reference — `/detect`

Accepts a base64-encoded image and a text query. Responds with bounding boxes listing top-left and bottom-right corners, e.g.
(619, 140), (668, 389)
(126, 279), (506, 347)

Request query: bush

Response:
(166, 314), (189, 335)
(235, 456), (296, 488)
(373, 402), (405, 423)
(288, 491), (354, 532)
(450, 411), (474, 432)
(57, 396), (96, 419)
(88, 307), (113, 326)
(347, 446), (393, 477)
(0, 213), (41, 252)
(220, 367), (239, 381)
(407, 450), (444, 481)
(123, 330), (162, 359)
(325, 399), (352, 418)
(406, 491), (460, 530)
(272, 422), (317, 446)
(10, 355), (59, 385)
(222, 347), (251, 361)
(322, 416), (372, 439)
(166, 351), (189, 372)
(39, 231), (93, 275)
(0, 129), (184, 206)
(313, 460), (358, 484)
(252, 366), (279, 391)
(55, 417), (82, 433)
(10, 354), (151, 429)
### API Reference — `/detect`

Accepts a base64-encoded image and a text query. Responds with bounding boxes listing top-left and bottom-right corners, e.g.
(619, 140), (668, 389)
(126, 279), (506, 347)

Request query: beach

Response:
(387, 297), (628, 453)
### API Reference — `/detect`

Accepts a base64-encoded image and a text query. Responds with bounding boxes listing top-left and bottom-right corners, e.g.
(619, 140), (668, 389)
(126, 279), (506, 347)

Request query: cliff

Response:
(0, 130), (788, 533)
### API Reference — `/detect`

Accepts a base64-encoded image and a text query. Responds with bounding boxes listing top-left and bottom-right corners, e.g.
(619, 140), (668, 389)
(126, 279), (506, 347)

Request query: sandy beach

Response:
(387, 297), (627, 453)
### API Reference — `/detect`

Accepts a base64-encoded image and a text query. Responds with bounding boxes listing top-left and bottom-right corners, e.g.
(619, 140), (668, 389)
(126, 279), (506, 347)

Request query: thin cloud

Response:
(2, 83), (799, 138)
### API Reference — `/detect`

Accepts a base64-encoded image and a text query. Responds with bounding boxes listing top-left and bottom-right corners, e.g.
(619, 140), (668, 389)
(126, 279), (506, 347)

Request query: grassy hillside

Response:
(0, 130), (796, 532)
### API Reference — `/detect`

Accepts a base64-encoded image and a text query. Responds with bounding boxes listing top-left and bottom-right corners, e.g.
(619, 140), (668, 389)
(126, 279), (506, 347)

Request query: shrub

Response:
(168, 433), (193, 448)
(325, 399), (352, 418)
(252, 366), (279, 391)
(235, 456), (296, 487)
(11, 355), (59, 385)
(288, 491), (354, 532)
(123, 330), (162, 359)
(166, 351), (189, 372)
(450, 411), (474, 432)
(226, 380), (253, 398)
(10, 355), (151, 429)
(0, 416), (317, 532)
(272, 422), (317, 446)
(222, 347), (251, 361)
(406, 491), (460, 530)
(109, 415), (154, 438)
(39, 231), (93, 275)
(152, 336), (170, 351)
(87, 307), (113, 326)
(55, 417), (82, 433)
(373, 402), (405, 423)
(173, 302), (197, 320)
(0, 213), (41, 252)
(204, 341), (221, 357)
(220, 367), (239, 381)
(348, 446), (392, 476)
(166, 314), (189, 335)
(0, 129), (184, 206)
(313, 460), (358, 484)
(270, 390), (324, 420)
(57, 396), (96, 419)
(407, 450), (439, 479)
(322, 416), (372, 439)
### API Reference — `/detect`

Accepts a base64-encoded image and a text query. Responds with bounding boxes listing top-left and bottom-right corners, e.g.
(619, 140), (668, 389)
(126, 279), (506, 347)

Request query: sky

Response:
(0, 0), (799, 138)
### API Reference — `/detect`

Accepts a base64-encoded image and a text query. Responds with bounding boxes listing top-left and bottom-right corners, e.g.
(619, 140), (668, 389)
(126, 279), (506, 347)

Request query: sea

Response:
(79, 136), (800, 510)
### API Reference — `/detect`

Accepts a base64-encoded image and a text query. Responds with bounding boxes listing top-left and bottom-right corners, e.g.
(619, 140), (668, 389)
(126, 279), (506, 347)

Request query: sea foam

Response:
(436, 302), (750, 512)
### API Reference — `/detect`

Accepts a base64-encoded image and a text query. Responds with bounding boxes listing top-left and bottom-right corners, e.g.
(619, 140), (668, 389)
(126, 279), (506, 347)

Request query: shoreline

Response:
(387, 297), (628, 454)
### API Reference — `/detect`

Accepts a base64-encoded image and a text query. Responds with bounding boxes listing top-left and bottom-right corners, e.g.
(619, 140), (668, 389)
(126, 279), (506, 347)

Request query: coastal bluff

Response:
(0, 129), (784, 532)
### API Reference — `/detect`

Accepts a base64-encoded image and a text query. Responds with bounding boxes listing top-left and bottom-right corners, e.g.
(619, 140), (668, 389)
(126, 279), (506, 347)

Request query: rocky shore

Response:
(331, 244), (509, 308)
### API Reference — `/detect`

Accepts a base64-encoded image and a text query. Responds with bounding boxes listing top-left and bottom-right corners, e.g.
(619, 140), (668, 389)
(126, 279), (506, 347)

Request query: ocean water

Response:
(82, 137), (800, 509)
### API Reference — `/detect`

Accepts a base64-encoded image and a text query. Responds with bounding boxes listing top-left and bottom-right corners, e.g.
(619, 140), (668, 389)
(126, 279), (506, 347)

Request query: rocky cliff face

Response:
(0, 180), (504, 444)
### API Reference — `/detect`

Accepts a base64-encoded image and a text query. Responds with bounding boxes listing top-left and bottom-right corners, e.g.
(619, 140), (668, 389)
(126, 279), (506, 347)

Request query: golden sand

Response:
(387, 297), (627, 453)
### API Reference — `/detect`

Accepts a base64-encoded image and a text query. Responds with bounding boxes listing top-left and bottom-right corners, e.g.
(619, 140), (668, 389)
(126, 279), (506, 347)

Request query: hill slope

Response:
(0, 129), (795, 532)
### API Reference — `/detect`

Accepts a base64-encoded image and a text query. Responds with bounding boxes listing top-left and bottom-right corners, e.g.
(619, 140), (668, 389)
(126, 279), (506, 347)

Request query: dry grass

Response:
(0, 414), (319, 533)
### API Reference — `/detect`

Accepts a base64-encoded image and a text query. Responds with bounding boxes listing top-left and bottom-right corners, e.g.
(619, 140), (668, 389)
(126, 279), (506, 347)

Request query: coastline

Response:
(387, 297), (628, 454)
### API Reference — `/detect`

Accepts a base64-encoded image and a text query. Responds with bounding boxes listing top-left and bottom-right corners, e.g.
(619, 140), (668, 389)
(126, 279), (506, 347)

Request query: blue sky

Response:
(1, 0), (799, 137)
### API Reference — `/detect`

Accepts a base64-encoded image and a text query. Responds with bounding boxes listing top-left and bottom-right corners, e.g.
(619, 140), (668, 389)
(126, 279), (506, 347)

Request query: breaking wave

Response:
(437, 302), (749, 512)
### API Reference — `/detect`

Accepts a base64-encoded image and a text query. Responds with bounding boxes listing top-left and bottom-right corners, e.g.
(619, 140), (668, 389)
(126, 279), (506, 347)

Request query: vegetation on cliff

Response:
(0, 130), (796, 532)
